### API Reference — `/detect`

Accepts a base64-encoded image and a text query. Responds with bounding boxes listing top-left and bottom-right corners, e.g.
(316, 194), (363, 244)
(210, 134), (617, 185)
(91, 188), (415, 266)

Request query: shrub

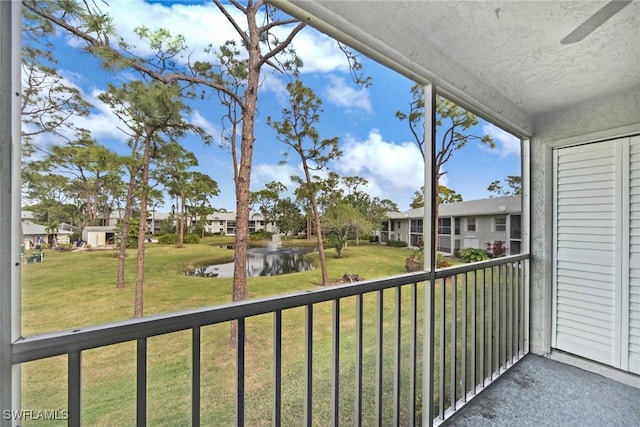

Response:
(437, 254), (452, 268)
(157, 233), (200, 245)
(486, 240), (507, 258)
(387, 240), (408, 247)
(405, 249), (423, 272)
(184, 234), (200, 244)
(460, 247), (489, 263)
(250, 230), (272, 241)
(406, 250), (452, 271)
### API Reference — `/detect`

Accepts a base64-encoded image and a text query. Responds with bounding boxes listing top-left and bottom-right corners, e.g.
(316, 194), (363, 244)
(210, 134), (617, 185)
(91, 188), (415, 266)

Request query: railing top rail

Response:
(13, 271), (424, 363)
(12, 253), (528, 364)
(434, 253), (528, 278)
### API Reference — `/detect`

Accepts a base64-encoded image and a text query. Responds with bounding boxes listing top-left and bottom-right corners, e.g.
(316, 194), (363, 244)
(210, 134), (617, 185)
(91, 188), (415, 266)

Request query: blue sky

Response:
(26, 0), (521, 212)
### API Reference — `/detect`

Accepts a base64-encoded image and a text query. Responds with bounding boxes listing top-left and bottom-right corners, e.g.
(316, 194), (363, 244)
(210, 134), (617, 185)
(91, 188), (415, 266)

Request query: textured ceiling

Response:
(283, 1), (640, 127)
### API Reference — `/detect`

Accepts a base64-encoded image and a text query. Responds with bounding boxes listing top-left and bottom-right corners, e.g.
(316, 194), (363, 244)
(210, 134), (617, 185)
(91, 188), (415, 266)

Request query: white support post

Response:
(422, 82), (436, 426)
(0, 2), (22, 425)
(521, 139), (531, 352)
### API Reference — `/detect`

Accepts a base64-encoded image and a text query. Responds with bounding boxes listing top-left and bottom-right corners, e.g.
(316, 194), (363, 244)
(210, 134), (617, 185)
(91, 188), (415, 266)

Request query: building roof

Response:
(83, 226), (118, 232)
(22, 221), (72, 236)
(21, 211), (35, 220)
(388, 196), (521, 220)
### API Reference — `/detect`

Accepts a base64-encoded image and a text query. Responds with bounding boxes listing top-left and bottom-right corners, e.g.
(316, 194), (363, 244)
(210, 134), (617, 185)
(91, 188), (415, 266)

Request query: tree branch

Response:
(24, 1), (246, 108)
(213, 0), (250, 48)
(258, 22), (306, 69)
(259, 17), (301, 33)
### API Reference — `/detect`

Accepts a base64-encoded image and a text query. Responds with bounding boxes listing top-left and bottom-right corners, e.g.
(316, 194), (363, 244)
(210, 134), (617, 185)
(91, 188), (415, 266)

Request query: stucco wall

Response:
(529, 86), (640, 355)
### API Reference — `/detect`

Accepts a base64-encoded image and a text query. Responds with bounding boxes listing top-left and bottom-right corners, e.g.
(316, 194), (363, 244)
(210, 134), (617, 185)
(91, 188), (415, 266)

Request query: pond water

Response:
(186, 245), (315, 278)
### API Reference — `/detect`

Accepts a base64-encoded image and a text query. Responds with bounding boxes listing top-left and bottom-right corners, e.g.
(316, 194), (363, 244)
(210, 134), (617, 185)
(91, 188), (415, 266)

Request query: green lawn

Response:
(20, 240), (515, 426)
(21, 238), (431, 426)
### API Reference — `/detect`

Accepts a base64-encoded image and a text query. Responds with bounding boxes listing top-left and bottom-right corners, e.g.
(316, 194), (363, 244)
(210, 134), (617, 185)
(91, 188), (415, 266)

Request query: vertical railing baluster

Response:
(461, 273), (467, 402)
(332, 300), (340, 427)
(192, 327), (201, 427)
(471, 270), (477, 394)
(355, 295), (363, 427)
(488, 267), (494, 380)
(479, 268), (485, 388)
(513, 261), (518, 360)
(68, 351), (81, 427)
(409, 282), (418, 427)
(273, 311), (282, 427)
(393, 286), (401, 426)
(519, 260), (525, 355)
(496, 265), (502, 373)
(505, 263), (510, 366)
(375, 291), (383, 426)
(237, 318), (245, 427)
(517, 261), (521, 356)
(509, 262), (514, 364)
(439, 278), (445, 420)
(501, 264), (507, 371)
(137, 338), (147, 427)
(304, 304), (313, 426)
(450, 274), (457, 411)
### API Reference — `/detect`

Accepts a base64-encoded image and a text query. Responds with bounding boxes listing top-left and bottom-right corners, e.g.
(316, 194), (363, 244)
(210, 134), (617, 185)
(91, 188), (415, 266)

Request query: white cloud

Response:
(241, 130), (427, 210)
(24, 74), (128, 147)
(104, 0), (238, 63)
(189, 110), (220, 145)
(71, 88), (131, 142)
(68, 1), (352, 105)
(87, 1), (348, 77)
(324, 75), (372, 113)
(482, 123), (521, 157)
(252, 163), (300, 194)
(333, 129), (424, 205)
(291, 28), (350, 74)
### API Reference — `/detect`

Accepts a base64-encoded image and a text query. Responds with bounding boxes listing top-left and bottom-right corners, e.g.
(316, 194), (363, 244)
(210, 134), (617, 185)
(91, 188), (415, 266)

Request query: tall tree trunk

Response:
(230, 4), (261, 348)
(310, 195), (328, 285)
(116, 169), (137, 289)
(178, 191), (185, 248)
(302, 163), (329, 286)
(134, 138), (151, 318)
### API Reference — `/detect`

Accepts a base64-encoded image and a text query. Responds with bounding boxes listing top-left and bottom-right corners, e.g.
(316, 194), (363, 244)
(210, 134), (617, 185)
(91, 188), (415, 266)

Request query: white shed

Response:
(82, 226), (117, 247)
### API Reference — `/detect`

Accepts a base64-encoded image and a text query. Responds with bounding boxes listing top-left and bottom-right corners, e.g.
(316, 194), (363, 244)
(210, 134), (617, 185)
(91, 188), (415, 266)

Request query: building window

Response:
(494, 216), (506, 232)
(438, 217), (451, 235)
(467, 217), (476, 232)
(437, 236), (452, 253)
(510, 215), (521, 239)
(410, 219), (423, 233)
(454, 217), (460, 235)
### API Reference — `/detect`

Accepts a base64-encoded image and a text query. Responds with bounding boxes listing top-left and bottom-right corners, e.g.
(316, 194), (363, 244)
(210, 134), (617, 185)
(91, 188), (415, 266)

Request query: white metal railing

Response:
(11, 254), (528, 426)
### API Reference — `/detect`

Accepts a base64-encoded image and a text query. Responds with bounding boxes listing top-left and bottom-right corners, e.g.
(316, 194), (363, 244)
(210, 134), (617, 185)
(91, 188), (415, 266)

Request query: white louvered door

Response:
(628, 136), (640, 374)
(553, 136), (639, 372)
(553, 140), (618, 366)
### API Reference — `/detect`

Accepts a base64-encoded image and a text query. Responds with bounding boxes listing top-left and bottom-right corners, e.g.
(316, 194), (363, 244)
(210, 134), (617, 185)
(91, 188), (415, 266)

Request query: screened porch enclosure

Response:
(3, 0), (639, 425)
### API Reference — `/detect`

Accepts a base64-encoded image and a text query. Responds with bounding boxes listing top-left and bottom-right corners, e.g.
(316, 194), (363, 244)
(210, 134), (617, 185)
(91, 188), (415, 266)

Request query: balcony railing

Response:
(11, 254), (528, 426)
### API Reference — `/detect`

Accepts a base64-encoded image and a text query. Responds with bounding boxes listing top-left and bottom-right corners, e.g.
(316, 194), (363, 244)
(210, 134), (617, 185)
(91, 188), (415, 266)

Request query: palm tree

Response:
(45, 221), (59, 249)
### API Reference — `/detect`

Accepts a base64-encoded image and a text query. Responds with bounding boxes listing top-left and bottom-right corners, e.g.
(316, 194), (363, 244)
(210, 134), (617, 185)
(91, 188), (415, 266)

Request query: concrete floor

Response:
(443, 354), (640, 427)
